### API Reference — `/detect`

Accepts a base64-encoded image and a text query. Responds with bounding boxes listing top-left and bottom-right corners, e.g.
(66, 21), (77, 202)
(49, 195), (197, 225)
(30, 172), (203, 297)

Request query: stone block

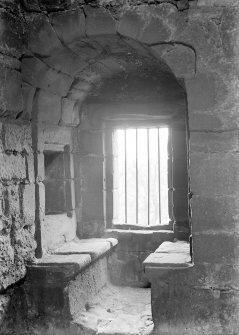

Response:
(190, 152), (239, 196)
(193, 233), (239, 264)
(173, 158), (188, 189)
(61, 98), (80, 126)
(0, 10), (23, 58)
(3, 123), (32, 153)
(50, 9), (85, 45)
(22, 57), (73, 97)
(0, 153), (26, 180)
(188, 110), (224, 131)
(2, 183), (20, 220)
(27, 16), (62, 57)
(13, 227), (36, 265)
(186, 73), (215, 112)
(117, 12), (142, 40)
(22, 83), (36, 120)
(84, 6), (116, 36)
(40, 47), (88, 77)
(191, 195), (239, 233)
(0, 123), (4, 152)
(157, 44), (196, 78)
(0, 66), (23, 116)
(190, 131), (239, 153)
(219, 8), (239, 60)
(150, 268), (239, 335)
(37, 125), (72, 149)
(138, 16), (171, 44)
(22, 183), (35, 227)
(0, 236), (15, 290)
(77, 129), (103, 156)
(32, 89), (61, 124)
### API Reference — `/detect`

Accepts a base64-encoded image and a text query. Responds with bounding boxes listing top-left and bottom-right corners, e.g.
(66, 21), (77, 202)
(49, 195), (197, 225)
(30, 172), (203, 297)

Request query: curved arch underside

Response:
(22, 5), (195, 125)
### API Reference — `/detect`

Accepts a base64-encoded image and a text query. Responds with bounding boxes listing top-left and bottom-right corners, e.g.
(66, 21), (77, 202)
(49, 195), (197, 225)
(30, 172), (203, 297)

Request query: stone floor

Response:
(74, 284), (154, 335)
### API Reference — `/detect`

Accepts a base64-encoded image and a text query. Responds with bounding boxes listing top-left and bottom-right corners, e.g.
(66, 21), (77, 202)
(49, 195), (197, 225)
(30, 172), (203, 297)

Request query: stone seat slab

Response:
(155, 241), (190, 254)
(143, 252), (192, 269)
(53, 238), (118, 260)
(26, 254), (92, 285)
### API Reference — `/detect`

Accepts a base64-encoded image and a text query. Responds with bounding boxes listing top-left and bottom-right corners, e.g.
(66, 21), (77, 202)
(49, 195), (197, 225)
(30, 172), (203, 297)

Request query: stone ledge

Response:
(143, 241), (192, 270)
(53, 237), (118, 260)
(26, 238), (118, 286)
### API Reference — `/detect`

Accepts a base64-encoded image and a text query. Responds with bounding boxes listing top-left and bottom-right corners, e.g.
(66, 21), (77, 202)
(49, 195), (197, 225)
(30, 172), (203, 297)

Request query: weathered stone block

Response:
(190, 152), (239, 196)
(32, 90), (61, 124)
(152, 44), (196, 78)
(51, 9), (85, 45)
(186, 73), (215, 112)
(190, 131), (239, 153)
(151, 268), (239, 335)
(61, 98), (80, 126)
(2, 183), (20, 220)
(138, 16), (172, 44)
(22, 184), (35, 227)
(22, 83), (36, 120)
(189, 111), (224, 131)
(84, 6), (116, 36)
(193, 233), (239, 264)
(22, 57), (73, 97)
(77, 129), (103, 156)
(191, 195), (239, 233)
(37, 125), (72, 150)
(0, 153), (26, 180)
(27, 16), (62, 56)
(117, 12), (142, 40)
(219, 8), (239, 60)
(0, 10), (23, 58)
(0, 66), (23, 116)
(0, 236), (15, 289)
(3, 123), (32, 153)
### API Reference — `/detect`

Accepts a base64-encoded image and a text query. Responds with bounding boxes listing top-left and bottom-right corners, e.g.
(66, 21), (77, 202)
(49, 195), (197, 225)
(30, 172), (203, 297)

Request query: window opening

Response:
(113, 127), (170, 226)
(44, 151), (72, 215)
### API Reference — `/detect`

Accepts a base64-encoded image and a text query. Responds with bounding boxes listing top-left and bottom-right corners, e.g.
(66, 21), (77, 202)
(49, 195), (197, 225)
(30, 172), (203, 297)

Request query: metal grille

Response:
(113, 127), (169, 226)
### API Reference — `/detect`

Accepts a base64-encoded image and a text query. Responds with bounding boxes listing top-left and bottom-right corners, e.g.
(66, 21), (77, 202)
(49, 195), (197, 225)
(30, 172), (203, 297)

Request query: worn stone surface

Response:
(0, 1), (239, 334)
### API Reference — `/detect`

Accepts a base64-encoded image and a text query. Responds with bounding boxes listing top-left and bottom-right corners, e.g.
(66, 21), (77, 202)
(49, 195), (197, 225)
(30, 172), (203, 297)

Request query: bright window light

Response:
(113, 127), (169, 226)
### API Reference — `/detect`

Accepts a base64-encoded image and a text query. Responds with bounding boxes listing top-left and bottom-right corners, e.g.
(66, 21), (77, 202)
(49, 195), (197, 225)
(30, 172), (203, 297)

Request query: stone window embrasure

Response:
(103, 121), (174, 230)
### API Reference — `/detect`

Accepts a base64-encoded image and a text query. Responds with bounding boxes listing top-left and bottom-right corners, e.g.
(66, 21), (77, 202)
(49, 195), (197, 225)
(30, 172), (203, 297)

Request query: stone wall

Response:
(0, 0), (239, 333)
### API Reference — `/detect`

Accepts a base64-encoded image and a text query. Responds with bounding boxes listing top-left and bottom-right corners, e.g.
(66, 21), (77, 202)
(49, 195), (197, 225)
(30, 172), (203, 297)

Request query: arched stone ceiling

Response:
(21, 4), (195, 125)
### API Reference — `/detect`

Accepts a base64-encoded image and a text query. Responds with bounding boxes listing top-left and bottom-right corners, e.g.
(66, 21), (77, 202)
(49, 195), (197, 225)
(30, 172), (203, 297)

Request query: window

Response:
(44, 150), (72, 216)
(104, 124), (172, 228)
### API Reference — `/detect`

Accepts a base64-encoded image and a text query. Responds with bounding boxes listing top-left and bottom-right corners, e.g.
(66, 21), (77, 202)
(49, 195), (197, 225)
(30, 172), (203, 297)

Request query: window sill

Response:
(111, 222), (173, 231)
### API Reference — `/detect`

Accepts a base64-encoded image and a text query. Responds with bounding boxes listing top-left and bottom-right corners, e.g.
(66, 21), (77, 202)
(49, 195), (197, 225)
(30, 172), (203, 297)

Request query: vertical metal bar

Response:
(147, 128), (150, 226)
(158, 128), (161, 224)
(136, 129), (138, 224)
(124, 129), (127, 223)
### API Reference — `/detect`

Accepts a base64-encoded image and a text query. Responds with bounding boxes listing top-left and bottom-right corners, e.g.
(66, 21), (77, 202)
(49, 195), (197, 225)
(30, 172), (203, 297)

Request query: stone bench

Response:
(143, 240), (192, 273)
(24, 238), (118, 332)
(143, 240), (193, 335)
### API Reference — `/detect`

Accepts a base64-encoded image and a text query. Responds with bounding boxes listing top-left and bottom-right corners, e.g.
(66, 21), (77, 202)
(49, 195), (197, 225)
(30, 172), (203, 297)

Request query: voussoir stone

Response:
(27, 15), (62, 56)
(50, 9), (86, 45)
(84, 6), (116, 36)
(151, 44), (196, 78)
(0, 66), (23, 115)
(22, 82), (36, 121)
(22, 57), (73, 97)
(32, 89), (62, 124)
